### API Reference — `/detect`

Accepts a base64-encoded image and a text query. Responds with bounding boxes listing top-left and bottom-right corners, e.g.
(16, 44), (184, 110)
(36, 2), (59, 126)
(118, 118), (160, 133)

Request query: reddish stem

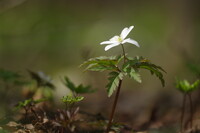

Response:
(188, 93), (193, 129)
(106, 80), (123, 133)
(180, 94), (186, 133)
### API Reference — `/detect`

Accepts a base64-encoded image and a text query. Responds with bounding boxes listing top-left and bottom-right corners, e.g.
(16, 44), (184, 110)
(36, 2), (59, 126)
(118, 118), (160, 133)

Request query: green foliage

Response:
(122, 61), (141, 83)
(81, 55), (165, 97)
(28, 70), (55, 89)
(106, 72), (124, 97)
(63, 76), (95, 94)
(0, 69), (26, 85)
(0, 129), (9, 133)
(0, 69), (21, 82)
(61, 95), (84, 105)
(16, 98), (47, 109)
(124, 56), (166, 86)
(186, 62), (200, 77)
(80, 55), (123, 72)
(176, 79), (200, 93)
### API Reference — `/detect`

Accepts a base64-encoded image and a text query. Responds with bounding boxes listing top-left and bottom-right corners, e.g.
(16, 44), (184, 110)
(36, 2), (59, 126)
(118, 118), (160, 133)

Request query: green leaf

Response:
(176, 79), (200, 93)
(122, 63), (141, 83)
(106, 72), (124, 97)
(191, 79), (200, 89)
(16, 98), (47, 109)
(0, 129), (9, 133)
(0, 69), (21, 82)
(33, 98), (48, 104)
(186, 62), (200, 76)
(126, 56), (166, 86)
(80, 56), (123, 72)
(61, 95), (84, 104)
(129, 68), (142, 83)
(0, 69), (27, 86)
(64, 76), (95, 94)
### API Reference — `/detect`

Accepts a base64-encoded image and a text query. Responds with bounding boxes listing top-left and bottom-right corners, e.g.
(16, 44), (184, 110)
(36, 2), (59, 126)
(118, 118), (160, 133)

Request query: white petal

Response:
(109, 35), (119, 42)
(120, 26), (134, 39)
(100, 36), (120, 45)
(104, 42), (120, 51)
(122, 38), (140, 47)
(100, 41), (114, 45)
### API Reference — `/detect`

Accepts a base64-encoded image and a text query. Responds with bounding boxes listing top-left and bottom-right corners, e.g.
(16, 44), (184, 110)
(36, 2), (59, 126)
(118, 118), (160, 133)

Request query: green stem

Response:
(106, 44), (126, 133)
(121, 44), (126, 63)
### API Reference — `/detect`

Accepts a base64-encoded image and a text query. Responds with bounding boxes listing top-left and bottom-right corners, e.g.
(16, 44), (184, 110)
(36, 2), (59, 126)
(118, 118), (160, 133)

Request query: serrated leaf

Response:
(106, 72), (124, 97)
(80, 56), (123, 72)
(140, 65), (165, 86)
(63, 76), (95, 94)
(124, 57), (166, 86)
(129, 68), (142, 83)
(64, 77), (76, 92)
(61, 95), (84, 104)
(122, 63), (142, 83)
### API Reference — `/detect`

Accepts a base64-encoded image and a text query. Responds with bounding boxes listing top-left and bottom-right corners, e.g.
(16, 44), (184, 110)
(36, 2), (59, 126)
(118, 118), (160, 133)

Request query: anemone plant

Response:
(176, 79), (200, 133)
(81, 26), (166, 132)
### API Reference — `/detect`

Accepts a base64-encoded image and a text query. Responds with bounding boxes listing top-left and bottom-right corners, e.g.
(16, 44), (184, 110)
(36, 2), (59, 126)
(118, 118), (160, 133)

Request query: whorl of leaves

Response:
(81, 55), (166, 97)
(176, 79), (200, 93)
(63, 76), (95, 94)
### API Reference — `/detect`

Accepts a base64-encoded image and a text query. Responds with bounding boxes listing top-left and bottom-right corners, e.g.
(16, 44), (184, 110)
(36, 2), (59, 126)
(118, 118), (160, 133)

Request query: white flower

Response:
(38, 71), (52, 82)
(100, 26), (140, 51)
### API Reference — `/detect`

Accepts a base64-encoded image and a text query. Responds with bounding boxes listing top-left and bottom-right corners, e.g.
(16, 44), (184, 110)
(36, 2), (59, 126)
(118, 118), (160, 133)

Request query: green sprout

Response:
(16, 98), (47, 121)
(61, 95), (84, 109)
(176, 79), (200, 132)
(81, 26), (166, 132)
(61, 76), (93, 110)
(59, 77), (93, 132)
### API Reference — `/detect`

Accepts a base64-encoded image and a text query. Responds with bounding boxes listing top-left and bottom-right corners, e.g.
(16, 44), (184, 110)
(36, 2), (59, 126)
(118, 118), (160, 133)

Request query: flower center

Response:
(118, 37), (123, 42)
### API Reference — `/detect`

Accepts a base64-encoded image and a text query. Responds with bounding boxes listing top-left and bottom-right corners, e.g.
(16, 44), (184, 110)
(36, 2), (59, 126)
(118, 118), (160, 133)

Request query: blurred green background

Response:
(0, 0), (200, 126)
